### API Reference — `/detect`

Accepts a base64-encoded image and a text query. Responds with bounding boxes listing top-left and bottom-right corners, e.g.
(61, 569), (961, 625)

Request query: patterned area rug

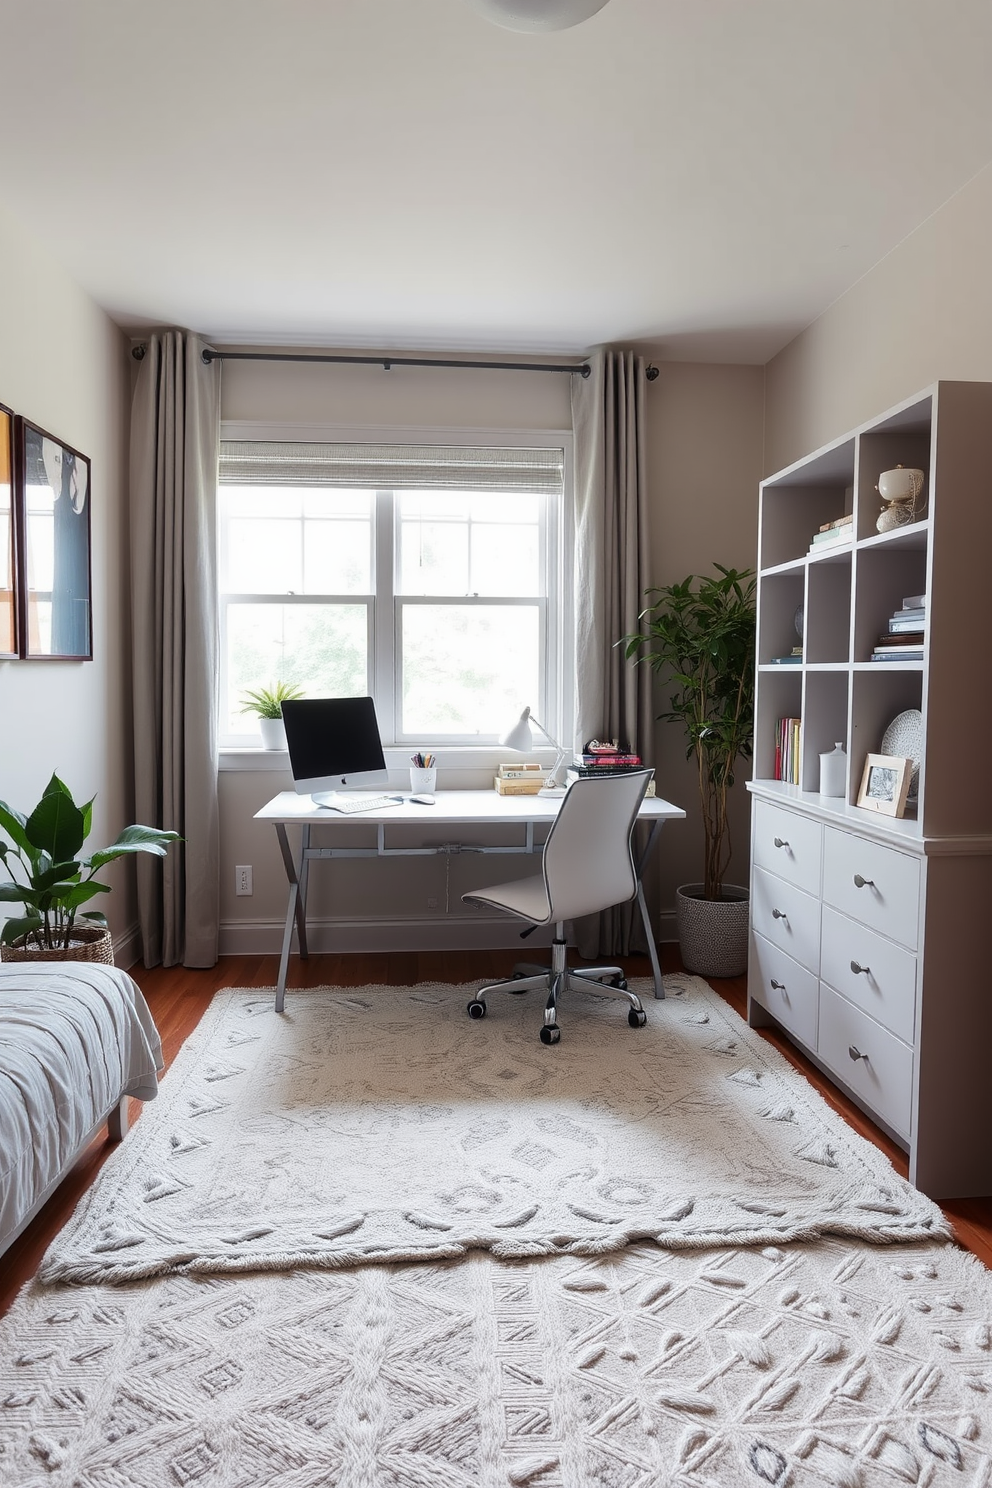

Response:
(39, 976), (948, 1285)
(3, 1238), (991, 1486)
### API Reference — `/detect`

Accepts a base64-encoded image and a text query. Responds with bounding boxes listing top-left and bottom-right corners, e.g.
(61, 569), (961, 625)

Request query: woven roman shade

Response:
(219, 441), (564, 495)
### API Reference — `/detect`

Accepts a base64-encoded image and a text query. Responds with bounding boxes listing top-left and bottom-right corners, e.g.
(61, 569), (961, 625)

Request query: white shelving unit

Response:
(747, 382), (992, 1198)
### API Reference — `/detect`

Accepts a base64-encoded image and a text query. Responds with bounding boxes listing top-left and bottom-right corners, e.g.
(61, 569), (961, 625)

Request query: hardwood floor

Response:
(3, 946), (990, 1320)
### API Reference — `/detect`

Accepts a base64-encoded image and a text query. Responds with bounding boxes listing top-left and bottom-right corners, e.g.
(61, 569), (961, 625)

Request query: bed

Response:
(0, 961), (163, 1257)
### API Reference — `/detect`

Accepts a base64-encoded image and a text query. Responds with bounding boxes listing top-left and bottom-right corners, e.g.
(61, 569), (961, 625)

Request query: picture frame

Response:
(856, 752), (913, 818)
(0, 403), (15, 658)
(15, 417), (92, 660)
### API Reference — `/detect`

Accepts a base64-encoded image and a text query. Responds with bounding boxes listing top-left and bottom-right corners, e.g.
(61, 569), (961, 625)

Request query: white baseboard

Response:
(219, 910), (678, 958)
(113, 923), (142, 970)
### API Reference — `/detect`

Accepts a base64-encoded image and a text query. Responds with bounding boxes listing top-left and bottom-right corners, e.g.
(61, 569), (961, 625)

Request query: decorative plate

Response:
(881, 708), (923, 800)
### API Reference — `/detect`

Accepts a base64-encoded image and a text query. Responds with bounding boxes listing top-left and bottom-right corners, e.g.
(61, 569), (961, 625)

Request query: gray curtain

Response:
(129, 331), (221, 967)
(571, 349), (654, 956)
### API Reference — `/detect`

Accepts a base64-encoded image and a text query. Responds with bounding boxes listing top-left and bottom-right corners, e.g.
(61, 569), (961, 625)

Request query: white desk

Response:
(255, 789), (685, 1010)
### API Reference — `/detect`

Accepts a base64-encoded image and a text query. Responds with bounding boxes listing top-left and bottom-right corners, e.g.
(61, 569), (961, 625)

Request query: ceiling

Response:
(4, 0), (992, 363)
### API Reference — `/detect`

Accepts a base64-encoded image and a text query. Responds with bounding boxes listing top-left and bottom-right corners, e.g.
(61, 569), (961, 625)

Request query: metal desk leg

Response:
(274, 823), (309, 1013)
(634, 820), (667, 1000)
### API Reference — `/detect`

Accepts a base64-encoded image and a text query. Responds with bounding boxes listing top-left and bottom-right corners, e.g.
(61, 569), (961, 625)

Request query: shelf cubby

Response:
(756, 571), (804, 665)
(852, 544), (928, 664)
(800, 671), (850, 794)
(805, 556), (851, 663)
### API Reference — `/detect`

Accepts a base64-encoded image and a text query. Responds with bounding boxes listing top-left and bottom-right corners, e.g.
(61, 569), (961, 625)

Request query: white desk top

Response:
(255, 788), (685, 826)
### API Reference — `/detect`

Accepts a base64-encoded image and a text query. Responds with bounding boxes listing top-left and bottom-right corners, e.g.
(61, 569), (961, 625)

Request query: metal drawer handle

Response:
(770, 978), (785, 990)
(771, 908), (788, 920)
(853, 874), (874, 889)
(850, 960), (871, 977)
(848, 1045), (869, 1062)
(773, 837), (789, 849)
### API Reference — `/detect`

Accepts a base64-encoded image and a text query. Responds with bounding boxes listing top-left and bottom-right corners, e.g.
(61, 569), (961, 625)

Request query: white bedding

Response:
(0, 962), (163, 1255)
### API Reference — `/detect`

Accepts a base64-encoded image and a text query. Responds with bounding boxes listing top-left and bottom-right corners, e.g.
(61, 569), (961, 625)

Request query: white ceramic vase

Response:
(259, 716), (288, 751)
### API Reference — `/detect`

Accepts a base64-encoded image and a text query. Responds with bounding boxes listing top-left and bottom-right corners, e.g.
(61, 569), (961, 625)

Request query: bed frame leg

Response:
(107, 1096), (129, 1141)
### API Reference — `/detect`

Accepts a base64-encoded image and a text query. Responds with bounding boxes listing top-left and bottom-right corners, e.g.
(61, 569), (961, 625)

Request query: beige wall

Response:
(0, 207), (133, 948)
(218, 355), (765, 952)
(765, 161), (992, 474)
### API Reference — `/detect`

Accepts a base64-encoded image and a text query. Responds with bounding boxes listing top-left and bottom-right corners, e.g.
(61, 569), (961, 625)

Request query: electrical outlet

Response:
(235, 864), (253, 897)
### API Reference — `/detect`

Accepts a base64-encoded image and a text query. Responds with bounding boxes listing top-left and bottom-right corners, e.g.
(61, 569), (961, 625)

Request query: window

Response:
(218, 435), (568, 747)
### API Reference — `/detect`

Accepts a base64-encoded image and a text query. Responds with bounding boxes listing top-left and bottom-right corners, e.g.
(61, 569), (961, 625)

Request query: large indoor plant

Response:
(0, 774), (179, 963)
(624, 564), (756, 976)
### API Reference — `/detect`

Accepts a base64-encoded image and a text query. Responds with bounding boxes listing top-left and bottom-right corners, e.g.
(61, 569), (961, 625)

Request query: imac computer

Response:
(281, 696), (390, 807)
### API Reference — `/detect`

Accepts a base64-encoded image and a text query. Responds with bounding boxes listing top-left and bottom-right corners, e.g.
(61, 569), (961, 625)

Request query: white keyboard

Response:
(318, 793), (404, 815)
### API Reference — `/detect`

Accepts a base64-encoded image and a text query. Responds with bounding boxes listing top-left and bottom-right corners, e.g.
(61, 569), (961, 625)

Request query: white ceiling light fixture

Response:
(466, 0), (611, 33)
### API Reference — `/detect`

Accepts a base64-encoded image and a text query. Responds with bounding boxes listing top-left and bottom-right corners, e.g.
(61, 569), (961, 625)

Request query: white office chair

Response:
(462, 769), (654, 1044)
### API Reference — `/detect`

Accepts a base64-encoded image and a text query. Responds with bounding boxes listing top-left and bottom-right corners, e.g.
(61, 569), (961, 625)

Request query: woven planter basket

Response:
(0, 923), (114, 965)
(675, 883), (749, 979)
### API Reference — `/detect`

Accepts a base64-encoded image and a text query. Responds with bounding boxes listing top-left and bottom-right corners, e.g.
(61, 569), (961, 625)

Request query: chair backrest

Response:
(540, 769), (653, 924)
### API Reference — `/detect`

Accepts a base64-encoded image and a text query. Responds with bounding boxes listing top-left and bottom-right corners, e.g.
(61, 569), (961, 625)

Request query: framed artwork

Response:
(15, 418), (92, 660)
(0, 404), (15, 657)
(856, 752), (913, 818)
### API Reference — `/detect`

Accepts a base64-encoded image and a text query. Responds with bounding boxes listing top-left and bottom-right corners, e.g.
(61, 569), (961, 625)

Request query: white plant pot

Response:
(675, 883), (750, 978)
(259, 716), (287, 751)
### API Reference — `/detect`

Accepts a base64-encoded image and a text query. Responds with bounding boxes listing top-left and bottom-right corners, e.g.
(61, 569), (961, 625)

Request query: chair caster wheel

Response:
(467, 999), (487, 1020)
(628, 1007), (647, 1028)
(540, 1023), (561, 1045)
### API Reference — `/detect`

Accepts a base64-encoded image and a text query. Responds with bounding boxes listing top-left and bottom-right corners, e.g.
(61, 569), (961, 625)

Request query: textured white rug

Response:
(3, 1238), (991, 1486)
(39, 976), (948, 1285)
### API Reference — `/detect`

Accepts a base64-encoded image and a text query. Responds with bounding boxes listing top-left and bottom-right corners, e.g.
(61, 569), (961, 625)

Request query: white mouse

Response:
(410, 793), (436, 805)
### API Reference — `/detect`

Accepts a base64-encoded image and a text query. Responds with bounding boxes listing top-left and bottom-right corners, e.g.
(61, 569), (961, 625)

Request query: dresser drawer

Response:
(818, 983), (914, 1141)
(820, 906), (917, 1045)
(751, 866), (820, 972)
(752, 800), (822, 896)
(822, 829), (920, 950)
(750, 933), (818, 1049)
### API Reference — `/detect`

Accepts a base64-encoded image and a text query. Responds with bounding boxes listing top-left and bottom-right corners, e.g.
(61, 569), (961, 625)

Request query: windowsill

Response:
(219, 745), (558, 774)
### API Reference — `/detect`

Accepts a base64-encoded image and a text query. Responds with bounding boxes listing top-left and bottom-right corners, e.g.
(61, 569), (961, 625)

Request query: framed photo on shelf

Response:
(856, 753), (913, 818)
(0, 403), (16, 658)
(15, 418), (92, 660)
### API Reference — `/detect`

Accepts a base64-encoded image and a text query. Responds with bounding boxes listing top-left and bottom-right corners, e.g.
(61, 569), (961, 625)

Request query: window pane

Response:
(401, 605), (540, 736)
(224, 603), (368, 734)
(397, 490), (542, 598)
(222, 486), (371, 594)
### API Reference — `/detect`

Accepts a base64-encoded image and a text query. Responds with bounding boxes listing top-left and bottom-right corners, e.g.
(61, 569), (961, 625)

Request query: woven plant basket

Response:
(0, 923), (114, 965)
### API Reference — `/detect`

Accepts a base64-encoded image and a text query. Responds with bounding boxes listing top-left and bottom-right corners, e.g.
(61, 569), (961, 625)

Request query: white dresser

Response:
(747, 382), (992, 1199)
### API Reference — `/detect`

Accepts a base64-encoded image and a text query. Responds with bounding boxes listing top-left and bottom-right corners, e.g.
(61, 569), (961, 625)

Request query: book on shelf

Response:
(810, 527), (853, 546)
(769, 656), (802, 664)
(774, 717), (802, 785)
(901, 594), (927, 610)
(876, 630), (924, 646)
(579, 752), (642, 766)
(870, 647), (924, 661)
(889, 612), (926, 630)
(565, 767), (655, 796)
(818, 514), (853, 533)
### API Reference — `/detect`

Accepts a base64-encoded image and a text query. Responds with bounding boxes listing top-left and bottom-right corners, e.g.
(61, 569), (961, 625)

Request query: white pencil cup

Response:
(410, 766), (437, 794)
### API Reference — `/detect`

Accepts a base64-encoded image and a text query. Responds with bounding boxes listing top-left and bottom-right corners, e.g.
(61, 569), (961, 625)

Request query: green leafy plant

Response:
(623, 565), (756, 902)
(0, 774), (180, 950)
(239, 681), (305, 720)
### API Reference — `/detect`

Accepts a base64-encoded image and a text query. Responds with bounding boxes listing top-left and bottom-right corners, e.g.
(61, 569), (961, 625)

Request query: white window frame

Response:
(218, 422), (574, 759)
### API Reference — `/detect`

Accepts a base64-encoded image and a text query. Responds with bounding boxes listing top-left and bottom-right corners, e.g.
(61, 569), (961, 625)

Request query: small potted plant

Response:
(240, 682), (305, 750)
(0, 774), (180, 963)
(623, 564), (756, 977)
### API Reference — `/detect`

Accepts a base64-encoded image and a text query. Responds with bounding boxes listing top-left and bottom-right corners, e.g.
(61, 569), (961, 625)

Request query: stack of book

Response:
(807, 514), (853, 555)
(493, 762), (548, 795)
(870, 592), (926, 662)
(769, 646), (804, 665)
(565, 744), (656, 794)
(774, 717), (802, 784)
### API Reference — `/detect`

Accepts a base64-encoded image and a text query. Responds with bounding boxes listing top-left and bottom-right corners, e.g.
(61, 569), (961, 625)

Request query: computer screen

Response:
(281, 696), (389, 800)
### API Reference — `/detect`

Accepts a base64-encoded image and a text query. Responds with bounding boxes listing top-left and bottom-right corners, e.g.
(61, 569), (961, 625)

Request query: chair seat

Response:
(464, 874), (550, 924)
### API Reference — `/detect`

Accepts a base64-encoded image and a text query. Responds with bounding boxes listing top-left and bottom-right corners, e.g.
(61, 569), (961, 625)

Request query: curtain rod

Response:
(130, 345), (660, 380)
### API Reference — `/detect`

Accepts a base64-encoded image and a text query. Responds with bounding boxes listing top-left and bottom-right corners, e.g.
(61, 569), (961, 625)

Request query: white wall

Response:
(0, 206), (133, 949)
(218, 354), (764, 952)
(765, 162), (992, 473)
